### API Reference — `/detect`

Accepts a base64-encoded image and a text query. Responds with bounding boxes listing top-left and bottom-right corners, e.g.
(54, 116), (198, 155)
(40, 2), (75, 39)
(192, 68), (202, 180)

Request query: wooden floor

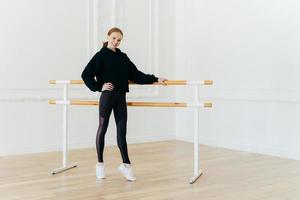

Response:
(1, 141), (300, 200)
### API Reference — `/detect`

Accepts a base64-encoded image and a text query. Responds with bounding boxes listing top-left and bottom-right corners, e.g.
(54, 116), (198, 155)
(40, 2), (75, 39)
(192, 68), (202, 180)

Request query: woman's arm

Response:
(81, 53), (101, 92)
(126, 54), (158, 84)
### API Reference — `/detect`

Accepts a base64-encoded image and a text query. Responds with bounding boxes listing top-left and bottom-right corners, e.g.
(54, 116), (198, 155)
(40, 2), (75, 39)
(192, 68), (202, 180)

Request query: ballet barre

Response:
(49, 100), (212, 108)
(49, 79), (213, 184)
(49, 79), (213, 85)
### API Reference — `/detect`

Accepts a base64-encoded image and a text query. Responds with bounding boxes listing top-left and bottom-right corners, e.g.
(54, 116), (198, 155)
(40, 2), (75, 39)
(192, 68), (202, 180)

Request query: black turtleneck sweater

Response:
(81, 47), (158, 92)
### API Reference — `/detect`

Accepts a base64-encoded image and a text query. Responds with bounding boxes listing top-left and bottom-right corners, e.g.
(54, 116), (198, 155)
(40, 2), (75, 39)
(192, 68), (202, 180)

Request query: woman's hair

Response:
(102, 27), (123, 48)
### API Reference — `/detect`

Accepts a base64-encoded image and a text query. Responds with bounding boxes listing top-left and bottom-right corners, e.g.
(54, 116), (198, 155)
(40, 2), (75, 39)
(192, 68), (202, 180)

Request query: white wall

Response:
(0, 0), (176, 156)
(3, 0), (299, 161)
(175, 0), (300, 160)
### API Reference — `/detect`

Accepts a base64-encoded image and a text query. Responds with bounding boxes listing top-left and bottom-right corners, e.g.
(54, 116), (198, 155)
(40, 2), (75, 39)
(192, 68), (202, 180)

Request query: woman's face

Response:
(107, 32), (123, 49)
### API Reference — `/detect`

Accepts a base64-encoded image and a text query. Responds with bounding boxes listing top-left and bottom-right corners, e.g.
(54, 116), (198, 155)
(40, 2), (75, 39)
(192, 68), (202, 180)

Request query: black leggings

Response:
(96, 91), (131, 164)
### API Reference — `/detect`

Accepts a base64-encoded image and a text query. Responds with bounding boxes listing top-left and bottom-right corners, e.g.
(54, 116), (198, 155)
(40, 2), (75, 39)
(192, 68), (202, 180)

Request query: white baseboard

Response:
(176, 135), (300, 160)
(0, 134), (175, 156)
(2, 134), (298, 161)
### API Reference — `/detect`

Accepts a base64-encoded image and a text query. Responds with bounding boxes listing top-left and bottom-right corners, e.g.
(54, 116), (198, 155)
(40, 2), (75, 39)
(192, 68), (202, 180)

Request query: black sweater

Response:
(81, 47), (158, 92)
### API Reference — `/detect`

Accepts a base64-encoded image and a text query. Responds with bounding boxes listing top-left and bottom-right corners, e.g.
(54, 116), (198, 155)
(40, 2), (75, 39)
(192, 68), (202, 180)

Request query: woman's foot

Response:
(96, 162), (106, 179)
(118, 163), (136, 181)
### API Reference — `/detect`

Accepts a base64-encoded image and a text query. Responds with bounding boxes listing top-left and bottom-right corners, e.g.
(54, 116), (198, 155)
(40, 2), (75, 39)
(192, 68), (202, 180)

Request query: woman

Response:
(81, 27), (167, 181)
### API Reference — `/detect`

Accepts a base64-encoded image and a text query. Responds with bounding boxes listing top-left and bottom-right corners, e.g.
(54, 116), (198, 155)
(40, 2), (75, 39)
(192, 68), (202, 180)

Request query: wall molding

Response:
(175, 135), (300, 160)
(0, 86), (162, 102)
(115, 0), (159, 97)
(1, 87), (300, 102)
(0, 133), (175, 156)
(0, 0), (162, 103)
(197, 87), (300, 103)
(111, 0), (116, 26)
(87, 0), (100, 57)
(177, 1), (300, 104)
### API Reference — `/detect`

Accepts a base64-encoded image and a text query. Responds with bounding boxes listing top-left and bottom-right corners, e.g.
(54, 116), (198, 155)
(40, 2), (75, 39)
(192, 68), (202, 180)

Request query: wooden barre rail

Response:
(49, 100), (213, 108)
(49, 80), (213, 85)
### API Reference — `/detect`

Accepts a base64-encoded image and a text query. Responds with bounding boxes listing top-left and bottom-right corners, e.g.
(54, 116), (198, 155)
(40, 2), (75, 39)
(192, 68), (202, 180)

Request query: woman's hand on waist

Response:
(101, 82), (114, 91)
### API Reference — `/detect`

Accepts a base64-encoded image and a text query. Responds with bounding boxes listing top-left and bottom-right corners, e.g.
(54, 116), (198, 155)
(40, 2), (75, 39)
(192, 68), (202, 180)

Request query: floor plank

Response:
(1, 140), (300, 200)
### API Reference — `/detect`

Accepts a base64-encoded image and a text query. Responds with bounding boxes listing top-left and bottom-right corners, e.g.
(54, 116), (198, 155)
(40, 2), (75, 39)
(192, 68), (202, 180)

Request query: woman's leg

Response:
(96, 92), (113, 163)
(113, 92), (131, 164)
